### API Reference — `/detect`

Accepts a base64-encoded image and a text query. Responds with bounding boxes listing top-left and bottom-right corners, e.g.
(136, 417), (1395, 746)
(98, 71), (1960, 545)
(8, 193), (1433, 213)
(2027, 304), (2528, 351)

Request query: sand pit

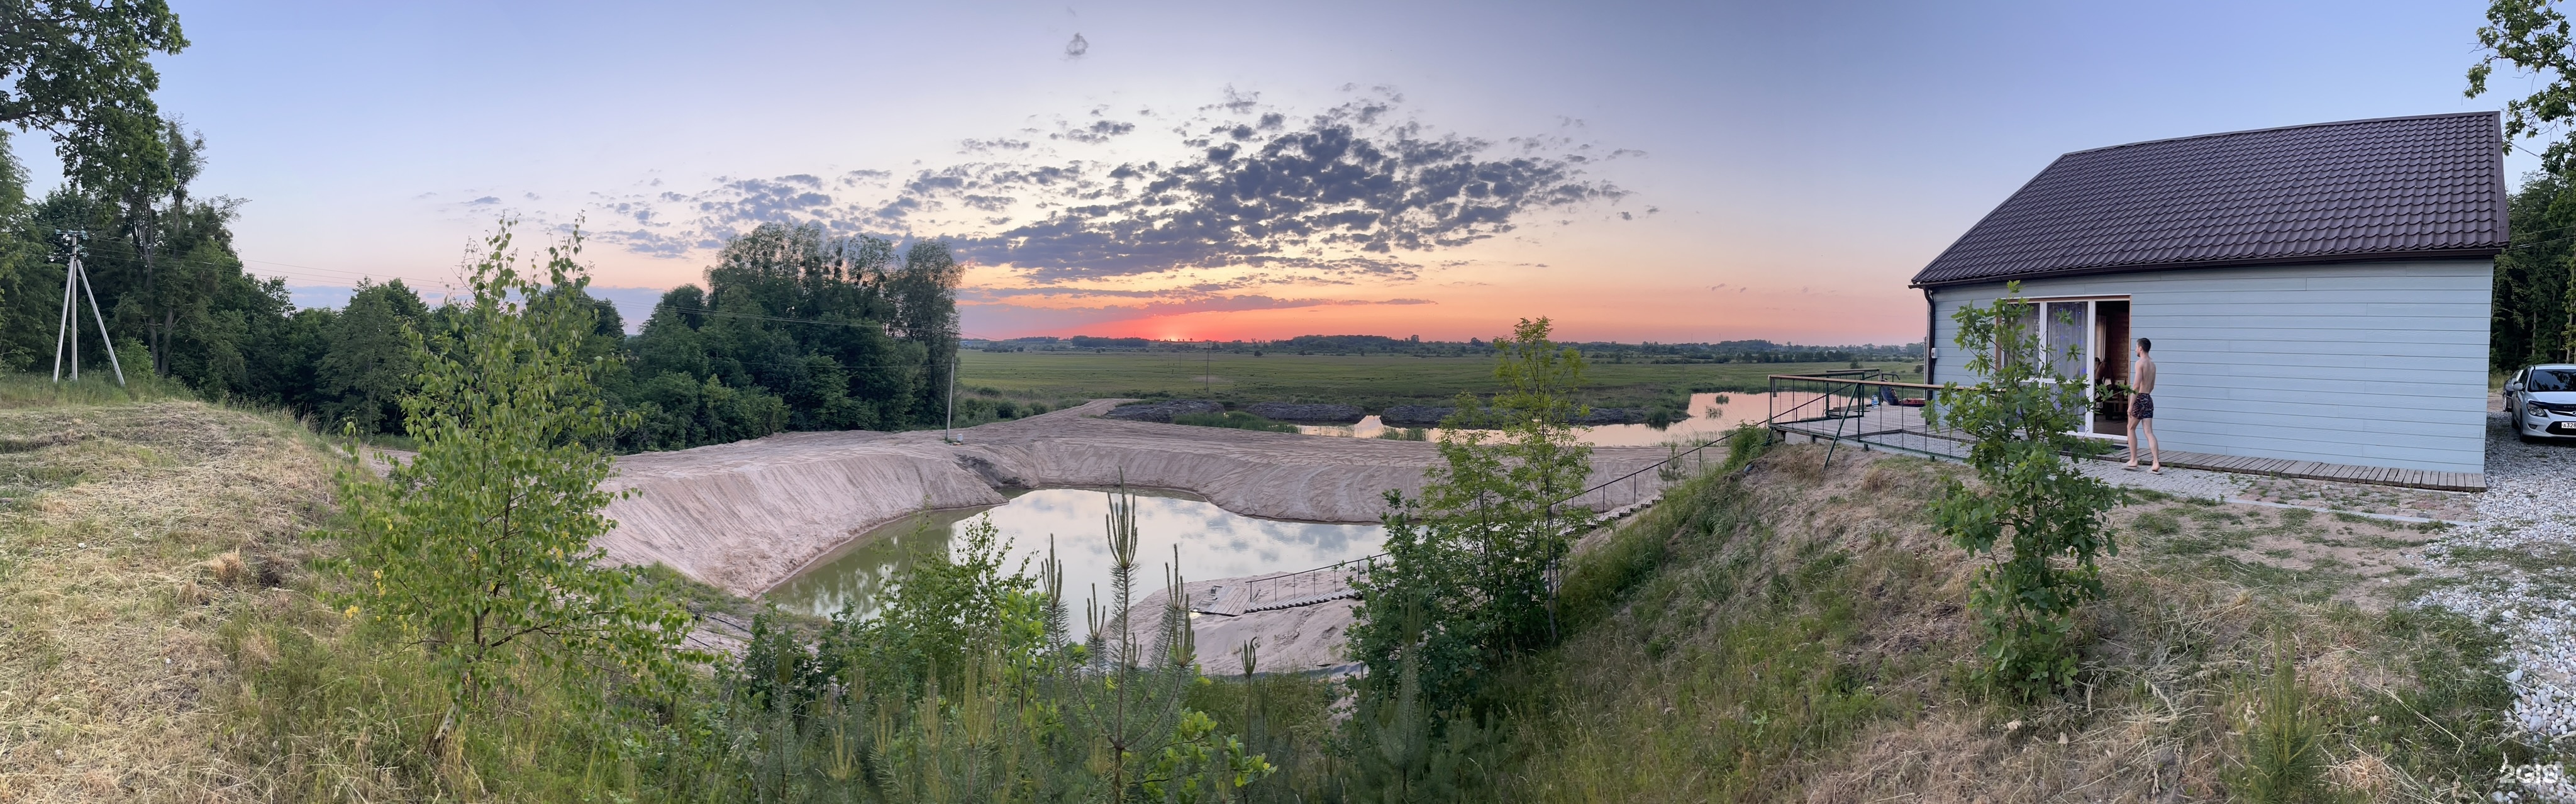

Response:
(597, 400), (1679, 596)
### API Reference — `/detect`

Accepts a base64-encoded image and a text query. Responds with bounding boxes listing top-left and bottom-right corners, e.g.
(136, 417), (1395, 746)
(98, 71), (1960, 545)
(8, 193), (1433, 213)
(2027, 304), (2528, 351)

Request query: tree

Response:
(2472, 0), (2576, 367)
(1929, 284), (2123, 698)
(0, 1), (188, 179)
(316, 279), (427, 435)
(621, 222), (948, 449)
(2494, 172), (2576, 368)
(334, 222), (694, 704)
(1349, 317), (1596, 717)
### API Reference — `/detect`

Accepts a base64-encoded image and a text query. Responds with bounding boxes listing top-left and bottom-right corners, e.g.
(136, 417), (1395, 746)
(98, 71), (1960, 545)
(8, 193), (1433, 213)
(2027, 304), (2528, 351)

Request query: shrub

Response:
(331, 223), (697, 707)
(1930, 282), (2123, 698)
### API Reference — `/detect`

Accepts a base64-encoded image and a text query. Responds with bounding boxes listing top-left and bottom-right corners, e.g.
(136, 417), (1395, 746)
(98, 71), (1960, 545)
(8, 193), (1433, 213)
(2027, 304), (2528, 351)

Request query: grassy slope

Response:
(957, 350), (1918, 410)
(1507, 443), (2516, 802)
(0, 378), (338, 802)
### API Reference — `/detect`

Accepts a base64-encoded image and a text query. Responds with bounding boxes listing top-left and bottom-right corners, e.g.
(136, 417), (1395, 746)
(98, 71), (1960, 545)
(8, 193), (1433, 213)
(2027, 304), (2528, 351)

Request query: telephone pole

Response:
(50, 230), (125, 387)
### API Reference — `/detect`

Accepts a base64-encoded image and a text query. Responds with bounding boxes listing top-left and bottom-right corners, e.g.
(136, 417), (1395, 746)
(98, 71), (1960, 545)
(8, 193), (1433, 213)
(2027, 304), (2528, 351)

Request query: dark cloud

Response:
(565, 89), (1629, 288)
(959, 138), (1031, 154)
(1053, 119), (1135, 143)
(923, 96), (1624, 282)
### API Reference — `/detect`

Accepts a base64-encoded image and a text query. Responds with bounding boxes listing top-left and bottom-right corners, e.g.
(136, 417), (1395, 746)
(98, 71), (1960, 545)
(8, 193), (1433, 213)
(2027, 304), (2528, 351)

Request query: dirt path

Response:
(598, 400), (1680, 595)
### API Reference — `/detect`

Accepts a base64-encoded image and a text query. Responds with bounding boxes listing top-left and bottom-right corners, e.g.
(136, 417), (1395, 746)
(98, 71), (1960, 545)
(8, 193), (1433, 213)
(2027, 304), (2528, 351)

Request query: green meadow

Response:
(955, 350), (1920, 410)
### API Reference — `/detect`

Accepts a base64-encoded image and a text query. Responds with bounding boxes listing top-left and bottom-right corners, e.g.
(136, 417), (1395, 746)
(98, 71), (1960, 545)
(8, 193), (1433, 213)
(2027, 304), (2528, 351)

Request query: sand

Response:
(596, 399), (1680, 596)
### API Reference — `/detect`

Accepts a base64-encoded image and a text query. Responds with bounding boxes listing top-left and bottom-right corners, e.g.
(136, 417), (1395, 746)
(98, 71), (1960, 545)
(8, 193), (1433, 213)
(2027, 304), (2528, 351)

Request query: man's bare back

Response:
(2126, 338), (2160, 472)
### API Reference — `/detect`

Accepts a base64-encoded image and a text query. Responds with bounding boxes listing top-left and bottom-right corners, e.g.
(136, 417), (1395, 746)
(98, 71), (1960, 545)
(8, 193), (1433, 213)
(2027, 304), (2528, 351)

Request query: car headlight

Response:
(2536, 402), (2560, 418)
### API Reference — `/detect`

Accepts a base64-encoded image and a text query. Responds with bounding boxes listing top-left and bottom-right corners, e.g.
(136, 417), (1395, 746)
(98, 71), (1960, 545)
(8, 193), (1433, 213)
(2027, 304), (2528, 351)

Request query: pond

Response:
(1294, 391), (1841, 447)
(765, 488), (1388, 636)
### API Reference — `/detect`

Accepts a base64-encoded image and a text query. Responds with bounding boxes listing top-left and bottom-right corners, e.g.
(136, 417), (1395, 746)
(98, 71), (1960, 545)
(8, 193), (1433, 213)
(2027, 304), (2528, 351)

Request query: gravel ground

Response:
(2419, 411), (2576, 801)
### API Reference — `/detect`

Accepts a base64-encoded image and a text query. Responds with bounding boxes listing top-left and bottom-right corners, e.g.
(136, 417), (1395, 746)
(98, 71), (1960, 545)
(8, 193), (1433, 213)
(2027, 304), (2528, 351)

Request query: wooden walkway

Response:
(2102, 448), (2485, 493)
(1772, 405), (2486, 493)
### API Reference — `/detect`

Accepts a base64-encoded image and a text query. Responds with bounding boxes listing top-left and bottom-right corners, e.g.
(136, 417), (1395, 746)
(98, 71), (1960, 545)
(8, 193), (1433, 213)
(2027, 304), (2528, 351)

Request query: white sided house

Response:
(1911, 113), (2506, 480)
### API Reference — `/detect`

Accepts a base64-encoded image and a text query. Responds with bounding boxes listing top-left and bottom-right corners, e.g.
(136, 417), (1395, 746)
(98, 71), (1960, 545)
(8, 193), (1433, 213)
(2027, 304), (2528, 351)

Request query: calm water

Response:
(1296, 391), (1838, 447)
(765, 488), (1387, 634)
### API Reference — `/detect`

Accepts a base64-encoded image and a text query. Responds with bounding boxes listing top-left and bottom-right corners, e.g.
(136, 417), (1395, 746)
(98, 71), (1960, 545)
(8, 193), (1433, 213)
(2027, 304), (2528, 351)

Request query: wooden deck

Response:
(2103, 447), (2486, 493)
(1772, 405), (2486, 493)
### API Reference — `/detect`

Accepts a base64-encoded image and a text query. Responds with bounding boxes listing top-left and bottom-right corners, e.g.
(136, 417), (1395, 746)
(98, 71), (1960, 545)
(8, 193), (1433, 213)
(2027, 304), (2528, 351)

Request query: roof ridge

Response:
(2059, 111), (2499, 157)
(1910, 113), (2506, 288)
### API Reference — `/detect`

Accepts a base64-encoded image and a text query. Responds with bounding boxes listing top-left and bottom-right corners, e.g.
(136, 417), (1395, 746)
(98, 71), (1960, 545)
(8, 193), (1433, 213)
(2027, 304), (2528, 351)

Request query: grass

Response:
(957, 350), (1918, 411)
(0, 371), (2523, 802)
(1464, 444), (2521, 801)
(0, 383), (339, 801)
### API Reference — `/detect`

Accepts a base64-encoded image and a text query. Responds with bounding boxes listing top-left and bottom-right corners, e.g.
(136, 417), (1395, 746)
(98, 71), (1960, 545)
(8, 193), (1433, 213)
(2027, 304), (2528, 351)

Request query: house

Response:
(1911, 112), (2506, 477)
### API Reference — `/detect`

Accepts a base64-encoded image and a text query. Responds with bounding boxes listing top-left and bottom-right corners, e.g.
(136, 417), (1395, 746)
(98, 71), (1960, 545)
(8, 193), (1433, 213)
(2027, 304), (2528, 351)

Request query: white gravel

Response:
(2418, 411), (2576, 802)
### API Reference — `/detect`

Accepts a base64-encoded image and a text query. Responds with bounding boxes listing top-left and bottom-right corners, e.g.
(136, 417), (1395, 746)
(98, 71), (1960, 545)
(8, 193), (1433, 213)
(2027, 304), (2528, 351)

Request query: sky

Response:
(21, 0), (2544, 343)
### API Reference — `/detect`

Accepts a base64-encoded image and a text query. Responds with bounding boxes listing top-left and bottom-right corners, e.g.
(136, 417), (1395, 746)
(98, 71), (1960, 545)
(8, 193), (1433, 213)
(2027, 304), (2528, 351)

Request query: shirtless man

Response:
(2124, 337), (2160, 472)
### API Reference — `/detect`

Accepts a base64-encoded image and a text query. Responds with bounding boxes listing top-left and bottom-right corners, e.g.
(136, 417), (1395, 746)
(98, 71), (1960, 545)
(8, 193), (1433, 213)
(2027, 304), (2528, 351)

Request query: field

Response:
(957, 350), (1920, 411)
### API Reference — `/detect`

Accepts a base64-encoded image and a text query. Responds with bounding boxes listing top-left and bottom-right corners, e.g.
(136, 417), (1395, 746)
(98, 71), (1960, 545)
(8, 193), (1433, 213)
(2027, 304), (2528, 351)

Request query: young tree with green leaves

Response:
(333, 222), (696, 706)
(1350, 317), (1596, 720)
(1929, 284), (2124, 698)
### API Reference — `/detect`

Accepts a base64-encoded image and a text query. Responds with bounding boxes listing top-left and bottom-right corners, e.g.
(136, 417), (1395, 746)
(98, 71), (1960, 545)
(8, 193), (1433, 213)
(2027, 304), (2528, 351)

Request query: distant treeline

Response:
(2498, 172), (2576, 371)
(976, 332), (1922, 363)
(0, 130), (964, 452)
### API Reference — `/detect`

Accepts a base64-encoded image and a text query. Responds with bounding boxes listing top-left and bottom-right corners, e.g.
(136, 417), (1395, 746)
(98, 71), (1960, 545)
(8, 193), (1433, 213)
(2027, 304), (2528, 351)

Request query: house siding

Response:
(1924, 260), (2492, 475)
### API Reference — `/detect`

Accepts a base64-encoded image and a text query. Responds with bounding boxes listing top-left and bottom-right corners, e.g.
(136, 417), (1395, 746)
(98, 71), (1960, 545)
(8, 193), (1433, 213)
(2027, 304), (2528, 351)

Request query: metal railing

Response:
(1214, 380), (1937, 617)
(1765, 372), (1968, 470)
(1191, 553), (1382, 616)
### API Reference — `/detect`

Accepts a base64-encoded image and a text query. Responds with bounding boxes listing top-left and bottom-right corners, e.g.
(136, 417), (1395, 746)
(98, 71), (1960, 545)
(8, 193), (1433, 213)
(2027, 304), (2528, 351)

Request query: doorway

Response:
(2024, 297), (2130, 437)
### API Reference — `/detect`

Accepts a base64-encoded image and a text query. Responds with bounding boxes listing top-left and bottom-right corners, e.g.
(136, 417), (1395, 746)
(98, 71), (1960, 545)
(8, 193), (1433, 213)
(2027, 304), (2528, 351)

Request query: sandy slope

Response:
(597, 400), (1679, 595)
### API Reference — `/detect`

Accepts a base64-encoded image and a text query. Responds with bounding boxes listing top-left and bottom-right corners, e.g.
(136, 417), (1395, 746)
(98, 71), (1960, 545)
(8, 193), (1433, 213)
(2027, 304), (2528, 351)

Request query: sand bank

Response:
(596, 400), (1677, 595)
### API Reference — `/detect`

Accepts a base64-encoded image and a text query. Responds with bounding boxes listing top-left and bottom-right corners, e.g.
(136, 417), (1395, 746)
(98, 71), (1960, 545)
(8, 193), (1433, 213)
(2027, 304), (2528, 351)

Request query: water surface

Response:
(767, 488), (1387, 635)
(1295, 391), (1840, 447)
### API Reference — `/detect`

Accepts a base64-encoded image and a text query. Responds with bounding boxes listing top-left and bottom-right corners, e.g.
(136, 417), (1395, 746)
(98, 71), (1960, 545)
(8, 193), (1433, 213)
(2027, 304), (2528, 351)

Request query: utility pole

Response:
(50, 230), (125, 387)
(1204, 340), (1212, 396)
(945, 357), (958, 444)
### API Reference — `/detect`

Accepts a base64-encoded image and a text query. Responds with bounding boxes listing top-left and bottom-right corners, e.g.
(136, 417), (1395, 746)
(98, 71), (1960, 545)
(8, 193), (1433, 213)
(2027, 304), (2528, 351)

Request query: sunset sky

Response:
(36, 0), (2538, 343)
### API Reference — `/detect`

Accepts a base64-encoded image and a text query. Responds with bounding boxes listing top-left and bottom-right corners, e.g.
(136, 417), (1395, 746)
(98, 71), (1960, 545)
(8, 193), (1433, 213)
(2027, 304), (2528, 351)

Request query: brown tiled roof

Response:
(1911, 112), (2507, 288)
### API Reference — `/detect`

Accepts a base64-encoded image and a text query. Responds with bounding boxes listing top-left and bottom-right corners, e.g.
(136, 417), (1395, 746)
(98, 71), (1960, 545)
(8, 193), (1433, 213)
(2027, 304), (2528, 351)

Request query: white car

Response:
(2504, 364), (2576, 443)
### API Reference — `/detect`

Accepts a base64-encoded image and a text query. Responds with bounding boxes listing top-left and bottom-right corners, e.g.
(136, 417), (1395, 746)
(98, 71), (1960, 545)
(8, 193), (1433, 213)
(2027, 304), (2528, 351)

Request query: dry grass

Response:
(0, 395), (338, 802)
(1501, 445), (2519, 803)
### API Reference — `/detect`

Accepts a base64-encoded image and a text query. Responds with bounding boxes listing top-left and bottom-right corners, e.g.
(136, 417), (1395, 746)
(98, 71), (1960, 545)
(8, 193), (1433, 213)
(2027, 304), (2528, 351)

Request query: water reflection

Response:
(766, 488), (1388, 636)
(1296, 391), (1838, 447)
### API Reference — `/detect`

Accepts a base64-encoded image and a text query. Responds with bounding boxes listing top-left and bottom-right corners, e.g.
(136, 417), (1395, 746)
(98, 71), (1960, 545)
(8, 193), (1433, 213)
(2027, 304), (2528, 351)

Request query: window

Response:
(2533, 368), (2576, 393)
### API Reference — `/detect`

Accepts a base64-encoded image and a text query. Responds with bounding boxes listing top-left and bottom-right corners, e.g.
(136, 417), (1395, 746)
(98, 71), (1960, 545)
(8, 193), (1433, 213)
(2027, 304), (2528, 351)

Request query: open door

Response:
(2093, 301), (2130, 438)
(2023, 298), (2131, 438)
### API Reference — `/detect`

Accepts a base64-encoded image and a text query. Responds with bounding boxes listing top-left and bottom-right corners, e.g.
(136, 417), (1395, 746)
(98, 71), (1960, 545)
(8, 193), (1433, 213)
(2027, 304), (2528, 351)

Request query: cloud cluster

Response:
(552, 88), (1632, 289)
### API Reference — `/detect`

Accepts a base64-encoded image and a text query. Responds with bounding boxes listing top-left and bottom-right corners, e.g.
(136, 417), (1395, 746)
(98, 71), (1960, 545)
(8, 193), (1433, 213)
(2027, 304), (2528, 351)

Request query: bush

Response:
(1930, 283), (2123, 698)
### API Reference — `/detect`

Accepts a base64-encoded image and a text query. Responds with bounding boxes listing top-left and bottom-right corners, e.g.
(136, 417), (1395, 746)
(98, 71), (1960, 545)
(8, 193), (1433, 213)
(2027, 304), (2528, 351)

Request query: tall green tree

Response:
(333, 223), (694, 703)
(0, 1), (187, 177)
(316, 279), (428, 435)
(2496, 172), (2576, 367)
(2472, 0), (2576, 367)
(619, 221), (950, 450)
